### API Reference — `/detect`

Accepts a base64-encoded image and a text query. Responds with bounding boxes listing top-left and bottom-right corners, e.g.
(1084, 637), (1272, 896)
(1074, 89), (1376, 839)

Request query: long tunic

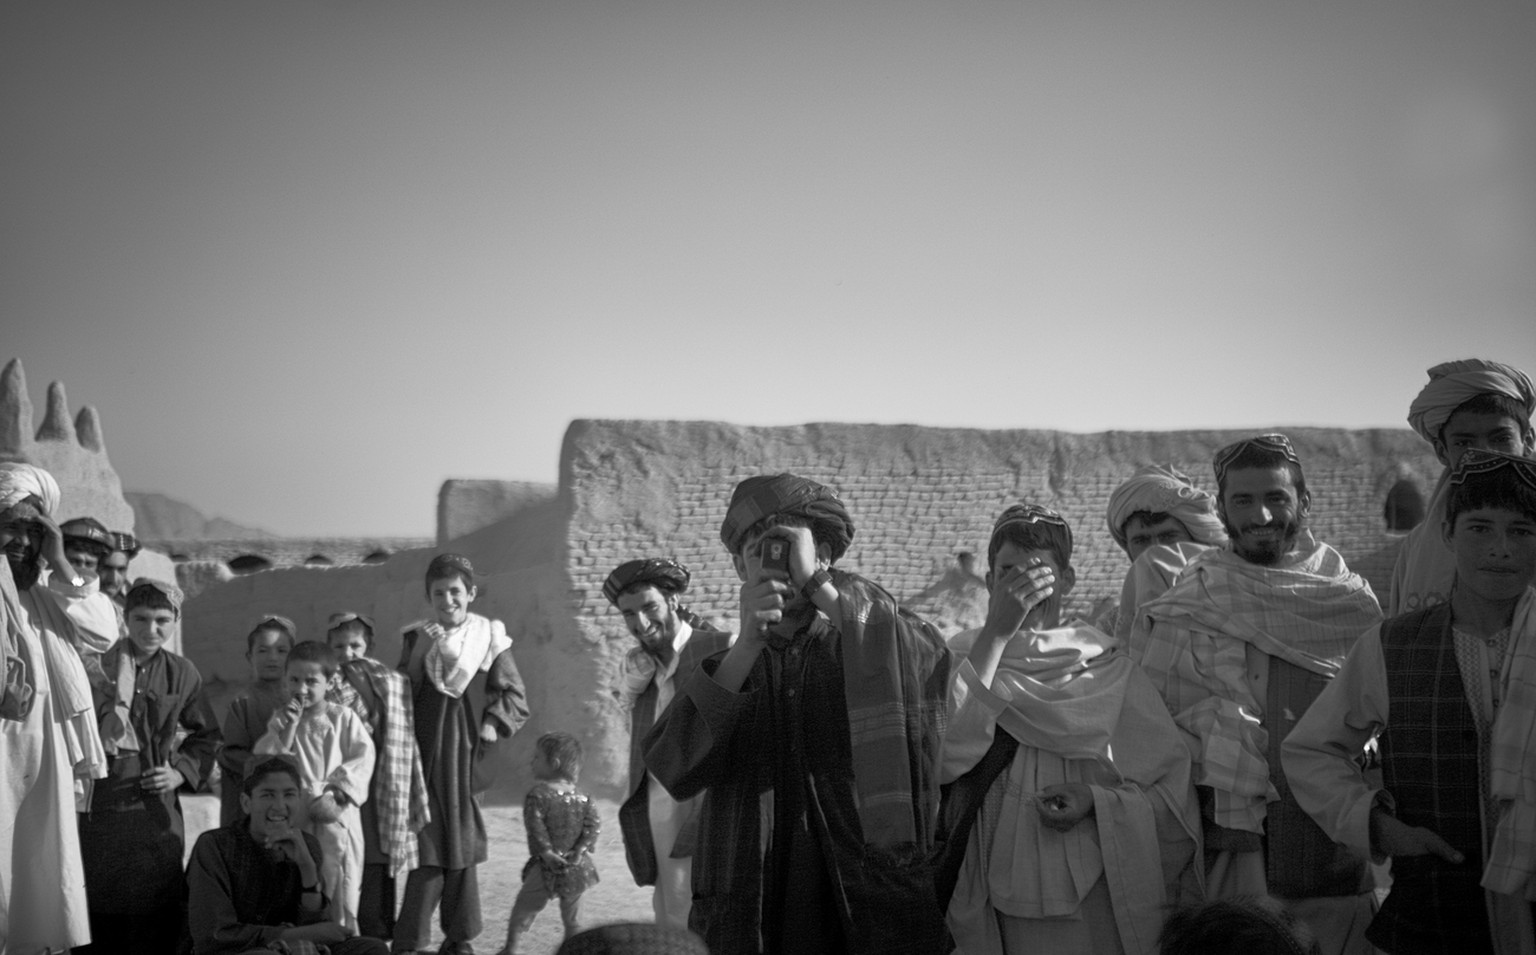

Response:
(0, 561), (91, 951)
(217, 680), (286, 825)
(399, 616), (529, 870)
(81, 641), (220, 913)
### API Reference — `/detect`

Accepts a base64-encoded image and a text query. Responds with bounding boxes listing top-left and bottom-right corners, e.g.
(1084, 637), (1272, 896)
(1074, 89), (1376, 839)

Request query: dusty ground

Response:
(185, 795), (654, 955)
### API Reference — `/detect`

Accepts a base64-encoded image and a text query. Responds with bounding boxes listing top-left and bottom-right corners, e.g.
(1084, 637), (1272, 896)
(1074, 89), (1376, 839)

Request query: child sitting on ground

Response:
(500, 732), (601, 955)
(218, 614), (296, 825)
(325, 610), (430, 941)
(256, 640), (376, 933)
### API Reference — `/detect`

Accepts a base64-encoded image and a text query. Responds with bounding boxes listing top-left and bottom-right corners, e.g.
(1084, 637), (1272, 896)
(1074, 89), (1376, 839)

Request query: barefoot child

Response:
(394, 553), (530, 955)
(326, 610), (430, 941)
(500, 732), (601, 955)
(257, 640), (376, 932)
(218, 614), (296, 824)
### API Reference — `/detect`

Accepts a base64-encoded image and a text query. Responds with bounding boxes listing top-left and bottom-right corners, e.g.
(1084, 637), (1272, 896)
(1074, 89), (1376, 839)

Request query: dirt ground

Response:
(184, 795), (654, 955)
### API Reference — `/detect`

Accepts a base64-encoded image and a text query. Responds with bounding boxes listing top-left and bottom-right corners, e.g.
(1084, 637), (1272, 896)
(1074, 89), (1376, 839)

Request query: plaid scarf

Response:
(1484, 587), (1536, 898)
(835, 571), (951, 848)
(1139, 535), (1381, 832)
(340, 657), (431, 873)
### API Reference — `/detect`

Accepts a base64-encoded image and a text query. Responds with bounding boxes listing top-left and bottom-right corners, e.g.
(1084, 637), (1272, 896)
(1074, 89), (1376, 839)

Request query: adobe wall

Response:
(437, 479), (558, 545)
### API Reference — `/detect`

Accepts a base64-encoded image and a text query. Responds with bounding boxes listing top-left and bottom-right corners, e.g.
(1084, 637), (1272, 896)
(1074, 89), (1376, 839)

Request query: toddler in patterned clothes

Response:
(499, 731), (601, 955)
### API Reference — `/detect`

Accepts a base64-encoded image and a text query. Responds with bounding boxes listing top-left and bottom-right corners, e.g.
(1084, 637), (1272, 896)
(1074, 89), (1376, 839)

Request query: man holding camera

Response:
(644, 473), (952, 955)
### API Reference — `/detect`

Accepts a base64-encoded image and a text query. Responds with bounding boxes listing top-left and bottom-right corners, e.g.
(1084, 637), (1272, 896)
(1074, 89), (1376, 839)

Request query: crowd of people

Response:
(1, 356), (1533, 955)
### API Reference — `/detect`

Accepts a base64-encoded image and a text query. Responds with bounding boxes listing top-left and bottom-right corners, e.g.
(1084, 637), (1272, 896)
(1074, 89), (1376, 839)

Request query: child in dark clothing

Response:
(499, 732), (601, 955)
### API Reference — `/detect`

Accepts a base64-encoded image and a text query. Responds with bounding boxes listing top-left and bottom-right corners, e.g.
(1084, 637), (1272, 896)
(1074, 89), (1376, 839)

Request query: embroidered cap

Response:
(1212, 433), (1302, 487)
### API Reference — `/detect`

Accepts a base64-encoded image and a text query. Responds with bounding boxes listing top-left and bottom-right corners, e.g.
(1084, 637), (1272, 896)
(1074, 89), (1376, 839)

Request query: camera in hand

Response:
(761, 537), (791, 576)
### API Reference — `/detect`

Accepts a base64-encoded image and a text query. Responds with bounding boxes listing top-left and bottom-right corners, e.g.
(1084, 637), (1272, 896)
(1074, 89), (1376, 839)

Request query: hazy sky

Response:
(5, 1), (1533, 537)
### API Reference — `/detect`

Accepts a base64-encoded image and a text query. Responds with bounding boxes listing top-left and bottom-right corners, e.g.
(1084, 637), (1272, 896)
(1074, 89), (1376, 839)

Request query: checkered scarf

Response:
(343, 657), (431, 873)
(836, 571), (951, 849)
(1484, 587), (1536, 898)
(1139, 535), (1381, 832)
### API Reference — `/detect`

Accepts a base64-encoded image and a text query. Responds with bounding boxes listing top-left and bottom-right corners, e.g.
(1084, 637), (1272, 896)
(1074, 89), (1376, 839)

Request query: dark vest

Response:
(620, 623), (734, 886)
(1371, 603), (1494, 955)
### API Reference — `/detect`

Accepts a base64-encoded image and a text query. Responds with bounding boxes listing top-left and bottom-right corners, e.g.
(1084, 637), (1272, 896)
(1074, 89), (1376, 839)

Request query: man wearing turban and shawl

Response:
(644, 474), (952, 954)
(604, 557), (733, 930)
(940, 504), (1201, 955)
(1390, 358), (1535, 616)
(0, 461), (108, 951)
(1103, 465), (1228, 654)
(1135, 435), (1383, 954)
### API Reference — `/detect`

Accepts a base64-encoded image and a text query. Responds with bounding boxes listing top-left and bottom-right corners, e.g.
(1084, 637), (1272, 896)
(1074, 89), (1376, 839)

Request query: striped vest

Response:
(1371, 603), (1492, 954)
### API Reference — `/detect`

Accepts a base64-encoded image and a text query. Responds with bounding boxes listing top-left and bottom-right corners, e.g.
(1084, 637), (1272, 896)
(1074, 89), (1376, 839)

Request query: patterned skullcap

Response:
(241, 753), (304, 796)
(60, 517), (113, 551)
(126, 577), (184, 616)
(426, 553), (475, 583)
(326, 611), (375, 635)
(1212, 433), (1303, 487)
(603, 558), (691, 606)
(719, 473), (855, 561)
(990, 503), (1073, 563)
(0, 462), (60, 516)
(1406, 359), (1535, 445)
(251, 613), (298, 640)
(110, 531), (140, 557)
(1105, 465), (1227, 550)
(1449, 448), (1536, 492)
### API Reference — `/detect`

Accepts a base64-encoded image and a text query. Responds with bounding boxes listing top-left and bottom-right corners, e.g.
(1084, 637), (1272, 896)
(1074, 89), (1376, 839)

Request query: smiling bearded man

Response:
(603, 557), (732, 931)
(1134, 434), (1385, 955)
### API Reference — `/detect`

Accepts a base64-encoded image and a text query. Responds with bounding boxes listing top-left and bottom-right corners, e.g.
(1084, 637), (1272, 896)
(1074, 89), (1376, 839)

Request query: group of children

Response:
(207, 552), (606, 955)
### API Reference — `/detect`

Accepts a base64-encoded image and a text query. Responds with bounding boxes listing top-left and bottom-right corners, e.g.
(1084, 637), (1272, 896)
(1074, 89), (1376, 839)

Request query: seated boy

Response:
(218, 614), (296, 825)
(326, 610), (430, 940)
(256, 641), (377, 933)
(187, 752), (388, 954)
(1285, 449), (1536, 952)
(77, 578), (221, 955)
(941, 503), (1201, 955)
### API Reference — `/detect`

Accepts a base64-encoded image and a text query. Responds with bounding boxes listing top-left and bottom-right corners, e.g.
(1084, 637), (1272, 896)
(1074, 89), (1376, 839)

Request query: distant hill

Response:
(125, 491), (276, 541)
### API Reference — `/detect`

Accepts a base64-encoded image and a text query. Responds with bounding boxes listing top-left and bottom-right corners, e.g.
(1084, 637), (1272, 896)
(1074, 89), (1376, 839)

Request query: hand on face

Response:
(984, 559), (1057, 638)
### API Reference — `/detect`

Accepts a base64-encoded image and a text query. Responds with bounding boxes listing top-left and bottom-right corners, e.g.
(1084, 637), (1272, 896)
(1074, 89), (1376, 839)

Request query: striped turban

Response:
(603, 558), (691, 605)
(719, 473), (854, 561)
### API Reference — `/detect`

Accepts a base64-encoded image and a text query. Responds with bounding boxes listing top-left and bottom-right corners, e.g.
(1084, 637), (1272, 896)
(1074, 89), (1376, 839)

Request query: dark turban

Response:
(60, 517), (113, 556)
(603, 558), (691, 606)
(719, 473), (855, 562)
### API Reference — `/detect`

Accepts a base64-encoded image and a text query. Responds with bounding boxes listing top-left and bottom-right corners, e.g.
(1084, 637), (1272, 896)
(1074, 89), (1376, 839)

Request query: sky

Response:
(4, 0), (1533, 537)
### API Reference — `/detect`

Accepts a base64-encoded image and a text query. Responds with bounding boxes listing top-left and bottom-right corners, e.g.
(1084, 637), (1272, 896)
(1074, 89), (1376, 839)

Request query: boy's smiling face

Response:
(127, 605), (178, 658)
(1444, 506), (1536, 603)
(429, 575), (476, 627)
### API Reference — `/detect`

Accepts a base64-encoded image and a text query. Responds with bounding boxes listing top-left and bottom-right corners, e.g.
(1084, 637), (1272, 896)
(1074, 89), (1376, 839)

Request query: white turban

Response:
(1406, 359), (1535, 446)
(0, 462), (61, 516)
(1106, 464), (1227, 551)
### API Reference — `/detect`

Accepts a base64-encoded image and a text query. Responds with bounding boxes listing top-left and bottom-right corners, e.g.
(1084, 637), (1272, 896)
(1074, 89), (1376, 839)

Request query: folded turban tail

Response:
(1407, 359), (1536, 445)
(719, 473), (855, 562)
(1106, 465), (1227, 549)
(603, 558), (691, 605)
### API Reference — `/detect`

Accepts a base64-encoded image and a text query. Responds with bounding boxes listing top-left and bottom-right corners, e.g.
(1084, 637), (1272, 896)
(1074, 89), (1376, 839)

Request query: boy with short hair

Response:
(498, 731), (601, 955)
(187, 752), (389, 955)
(218, 614), (297, 824)
(1390, 358), (1535, 615)
(77, 577), (221, 955)
(394, 553), (530, 955)
(256, 640), (377, 933)
(1285, 449), (1536, 952)
(326, 610), (431, 941)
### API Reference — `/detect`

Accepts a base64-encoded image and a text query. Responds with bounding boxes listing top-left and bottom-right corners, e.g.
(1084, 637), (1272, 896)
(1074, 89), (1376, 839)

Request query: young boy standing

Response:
(327, 610), (431, 941)
(256, 640), (377, 933)
(498, 731), (601, 955)
(77, 578), (221, 955)
(1285, 449), (1536, 953)
(218, 614), (297, 825)
(394, 553), (530, 955)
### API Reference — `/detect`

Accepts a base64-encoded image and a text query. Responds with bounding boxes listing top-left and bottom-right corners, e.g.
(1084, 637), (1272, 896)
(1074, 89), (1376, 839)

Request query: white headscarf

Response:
(1106, 464), (1227, 552)
(1406, 359), (1535, 446)
(0, 462), (61, 515)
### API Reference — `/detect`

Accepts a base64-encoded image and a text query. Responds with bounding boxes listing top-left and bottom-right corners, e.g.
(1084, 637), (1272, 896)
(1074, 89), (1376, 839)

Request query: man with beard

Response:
(644, 473), (952, 955)
(1135, 434), (1383, 955)
(1103, 465), (1228, 653)
(603, 558), (732, 931)
(0, 462), (106, 952)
